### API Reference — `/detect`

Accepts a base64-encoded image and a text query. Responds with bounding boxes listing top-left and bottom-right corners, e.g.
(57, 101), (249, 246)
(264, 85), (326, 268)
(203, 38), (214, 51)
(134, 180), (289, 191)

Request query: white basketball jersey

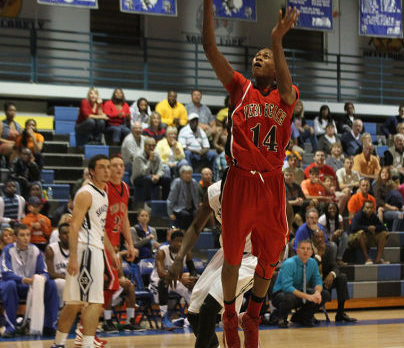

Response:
(75, 183), (108, 250)
(208, 181), (252, 253)
(49, 242), (69, 276)
(150, 244), (186, 284)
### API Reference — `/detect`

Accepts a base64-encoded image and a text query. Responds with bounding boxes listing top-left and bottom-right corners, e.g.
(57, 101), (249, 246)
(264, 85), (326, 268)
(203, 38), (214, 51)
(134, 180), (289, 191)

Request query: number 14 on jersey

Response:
(250, 123), (278, 151)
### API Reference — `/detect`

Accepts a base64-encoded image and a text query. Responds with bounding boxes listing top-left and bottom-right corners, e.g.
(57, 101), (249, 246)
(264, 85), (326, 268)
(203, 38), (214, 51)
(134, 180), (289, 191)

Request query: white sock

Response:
(82, 335), (94, 348)
(55, 330), (68, 345)
(126, 308), (135, 323)
(160, 305), (168, 317)
(104, 309), (112, 321)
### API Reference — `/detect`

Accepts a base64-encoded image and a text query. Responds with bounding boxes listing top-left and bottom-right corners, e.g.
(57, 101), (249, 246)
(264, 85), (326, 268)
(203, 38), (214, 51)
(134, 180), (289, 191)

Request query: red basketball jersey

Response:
(105, 181), (130, 247)
(225, 71), (299, 172)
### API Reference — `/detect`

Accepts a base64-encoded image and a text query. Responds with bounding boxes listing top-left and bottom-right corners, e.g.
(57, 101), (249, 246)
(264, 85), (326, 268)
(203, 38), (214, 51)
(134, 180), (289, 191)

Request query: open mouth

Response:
(254, 63), (262, 68)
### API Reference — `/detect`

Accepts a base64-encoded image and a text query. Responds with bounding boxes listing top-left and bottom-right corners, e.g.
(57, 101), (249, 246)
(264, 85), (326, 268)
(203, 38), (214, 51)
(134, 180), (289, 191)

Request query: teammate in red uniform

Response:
(203, 2), (299, 347)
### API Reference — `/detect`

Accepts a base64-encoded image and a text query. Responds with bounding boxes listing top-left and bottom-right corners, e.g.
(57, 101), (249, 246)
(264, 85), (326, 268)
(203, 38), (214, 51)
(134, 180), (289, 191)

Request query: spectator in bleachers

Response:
(197, 167), (213, 202)
(216, 95), (230, 123)
(353, 143), (381, 181)
(272, 239), (329, 328)
(313, 105), (336, 138)
(131, 209), (160, 260)
(383, 133), (404, 180)
(28, 183), (50, 217)
(0, 102), (22, 164)
(284, 153), (305, 184)
(155, 90), (188, 128)
(301, 167), (331, 205)
(103, 88), (131, 145)
(15, 119), (44, 169)
(9, 147), (41, 198)
(155, 126), (187, 179)
(178, 113), (217, 172)
(0, 180), (25, 228)
(317, 123), (340, 156)
(213, 119), (228, 181)
(349, 200), (389, 264)
(142, 111), (166, 141)
(167, 165), (200, 230)
(325, 143), (344, 172)
(22, 196), (52, 252)
(347, 178), (377, 219)
(318, 202), (348, 266)
(75, 87), (108, 146)
(341, 119), (363, 156)
(45, 222), (69, 308)
(131, 137), (171, 202)
(0, 227), (15, 254)
(293, 100), (317, 152)
(397, 122), (404, 136)
(337, 102), (360, 134)
(336, 157), (360, 194)
(323, 175), (350, 214)
(49, 213), (72, 244)
(149, 230), (196, 329)
(129, 97), (151, 129)
(304, 150), (337, 181)
(0, 224), (58, 338)
(121, 122), (145, 169)
(381, 103), (404, 141)
(284, 167), (307, 231)
(50, 196), (73, 228)
(311, 229), (356, 321)
(186, 89), (216, 140)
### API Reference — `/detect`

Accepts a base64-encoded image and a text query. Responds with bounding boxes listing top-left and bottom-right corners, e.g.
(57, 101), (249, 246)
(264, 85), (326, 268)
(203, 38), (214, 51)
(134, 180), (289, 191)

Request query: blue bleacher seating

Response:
(192, 173), (202, 182)
(194, 231), (215, 250)
(55, 120), (75, 135)
(69, 132), (76, 147)
(84, 145), (109, 159)
(306, 119), (314, 128)
(134, 186), (160, 203)
(149, 200), (169, 218)
(377, 145), (389, 158)
(192, 258), (206, 274)
(364, 122), (377, 135)
(123, 171), (130, 185)
(41, 169), (54, 184)
(54, 107), (79, 121)
(45, 184), (70, 200)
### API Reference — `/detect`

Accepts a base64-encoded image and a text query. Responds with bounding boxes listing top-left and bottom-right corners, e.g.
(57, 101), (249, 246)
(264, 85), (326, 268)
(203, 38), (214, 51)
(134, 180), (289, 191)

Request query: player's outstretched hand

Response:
(272, 6), (299, 41)
(166, 258), (184, 289)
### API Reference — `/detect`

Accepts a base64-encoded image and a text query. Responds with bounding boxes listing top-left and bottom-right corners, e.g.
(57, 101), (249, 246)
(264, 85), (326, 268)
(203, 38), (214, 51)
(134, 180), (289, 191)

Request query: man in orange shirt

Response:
(301, 167), (332, 202)
(347, 178), (377, 219)
(22, 196), (52, 251)
(353, 143), (381, 181)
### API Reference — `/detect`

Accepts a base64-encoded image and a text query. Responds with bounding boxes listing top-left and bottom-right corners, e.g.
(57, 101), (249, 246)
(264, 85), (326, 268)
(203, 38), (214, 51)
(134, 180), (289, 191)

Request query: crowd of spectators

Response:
(0, 96), (403, 337)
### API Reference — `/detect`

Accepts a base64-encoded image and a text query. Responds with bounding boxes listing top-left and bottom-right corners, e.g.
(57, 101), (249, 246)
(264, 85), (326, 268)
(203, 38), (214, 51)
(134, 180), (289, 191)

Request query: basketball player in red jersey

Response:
(203, 2), (299, 347)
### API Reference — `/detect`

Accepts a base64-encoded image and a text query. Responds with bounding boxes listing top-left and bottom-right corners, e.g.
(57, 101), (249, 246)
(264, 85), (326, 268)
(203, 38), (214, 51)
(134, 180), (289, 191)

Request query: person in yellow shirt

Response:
(352, 143), (381, 181)
(216, 95), (230, 124)
(155, 91), (188, 127)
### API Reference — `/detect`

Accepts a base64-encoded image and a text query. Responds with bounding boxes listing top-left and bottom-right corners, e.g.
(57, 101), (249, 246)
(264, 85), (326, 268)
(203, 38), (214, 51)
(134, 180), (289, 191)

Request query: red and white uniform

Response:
(221, 71), (299, 279)
(104, 181), (130, 291)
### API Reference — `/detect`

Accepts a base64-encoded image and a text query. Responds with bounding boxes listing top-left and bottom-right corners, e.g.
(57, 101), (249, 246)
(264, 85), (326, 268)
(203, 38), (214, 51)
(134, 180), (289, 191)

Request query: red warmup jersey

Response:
(225, 71), (299, 172)
(105, 181), (130, 247)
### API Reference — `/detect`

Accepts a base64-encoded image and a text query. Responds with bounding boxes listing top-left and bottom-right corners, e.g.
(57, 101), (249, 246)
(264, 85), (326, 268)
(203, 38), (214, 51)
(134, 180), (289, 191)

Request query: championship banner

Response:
(213, 0), (257, 21)
(37, 0), (98, 8)
(120, 0), (177, 16)
(360, 0), (402, 38)
(286, 0), (333, 31)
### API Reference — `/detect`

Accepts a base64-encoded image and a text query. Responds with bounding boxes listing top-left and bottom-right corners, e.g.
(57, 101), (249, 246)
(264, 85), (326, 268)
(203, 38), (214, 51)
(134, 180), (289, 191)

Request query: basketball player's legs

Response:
(82, 303), (104, 335)
(54, 303), (82, 346)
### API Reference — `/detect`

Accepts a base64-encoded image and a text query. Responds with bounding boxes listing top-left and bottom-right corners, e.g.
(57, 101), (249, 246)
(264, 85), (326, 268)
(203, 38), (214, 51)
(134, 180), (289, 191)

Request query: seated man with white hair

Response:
(167, 165), (200, 230)
(384, 133), (404, 180)
(178, 113), (217, 172)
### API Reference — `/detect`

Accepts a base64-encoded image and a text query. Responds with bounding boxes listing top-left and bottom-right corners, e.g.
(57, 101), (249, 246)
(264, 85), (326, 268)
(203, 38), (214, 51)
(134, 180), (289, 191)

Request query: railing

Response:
(1, 27), (404, 105)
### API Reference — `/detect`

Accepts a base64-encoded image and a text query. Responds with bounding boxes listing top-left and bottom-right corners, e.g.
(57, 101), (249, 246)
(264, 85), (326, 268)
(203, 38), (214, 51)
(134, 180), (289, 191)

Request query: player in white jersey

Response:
(149, 230), (197, 329)
(167, 181), (293, 348)
(45, 222), (70, 308)
(52, 155), (118, 348)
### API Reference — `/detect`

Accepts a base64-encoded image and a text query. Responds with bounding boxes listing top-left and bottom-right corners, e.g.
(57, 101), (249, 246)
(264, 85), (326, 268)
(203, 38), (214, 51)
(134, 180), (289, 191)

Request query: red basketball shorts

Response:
(221, 166), (289, 280)
(104, 249), (120, 292)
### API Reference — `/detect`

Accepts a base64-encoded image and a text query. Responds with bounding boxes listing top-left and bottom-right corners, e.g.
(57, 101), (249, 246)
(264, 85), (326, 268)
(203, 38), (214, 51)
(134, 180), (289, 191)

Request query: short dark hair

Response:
(309, 166), (320, 175)
(88, 154), (109, 171)
(297, 239), (312, 248)
(4, 102), (16, 113)
(363, 200), (374, 208)
(58, 222), (70, 234)
(109, 154), (123, 162)
(191, 89), (202, 95)
(171, 230), (184, 241)
(14, 224), (30, 235)
(344, 102), (354, 112)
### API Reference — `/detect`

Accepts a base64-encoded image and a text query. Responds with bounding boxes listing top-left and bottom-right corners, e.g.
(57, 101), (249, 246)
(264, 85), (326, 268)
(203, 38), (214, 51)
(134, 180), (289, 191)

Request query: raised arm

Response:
(203, 0), (234, 87)
(271, 7), (299, 105)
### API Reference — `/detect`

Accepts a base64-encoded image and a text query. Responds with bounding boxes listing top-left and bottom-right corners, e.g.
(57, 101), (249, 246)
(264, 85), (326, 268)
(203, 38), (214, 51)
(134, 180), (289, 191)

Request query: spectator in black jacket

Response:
(9, 147), (40, 198)
(341, 119), (363, 157)
(381, 104), (404, 141)
(349, 200), (389, 265)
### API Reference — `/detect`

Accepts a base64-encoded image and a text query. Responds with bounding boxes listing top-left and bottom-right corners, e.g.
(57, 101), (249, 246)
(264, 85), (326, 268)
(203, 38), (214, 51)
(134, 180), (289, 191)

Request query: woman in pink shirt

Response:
(103, 88), (131, 145)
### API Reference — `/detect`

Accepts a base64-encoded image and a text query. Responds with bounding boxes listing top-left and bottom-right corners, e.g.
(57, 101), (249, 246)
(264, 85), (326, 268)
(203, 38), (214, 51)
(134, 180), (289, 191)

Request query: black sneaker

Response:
(2, 330), (16, 338)
(121, 322), (145, 331)
(102, 320), (119, 333)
